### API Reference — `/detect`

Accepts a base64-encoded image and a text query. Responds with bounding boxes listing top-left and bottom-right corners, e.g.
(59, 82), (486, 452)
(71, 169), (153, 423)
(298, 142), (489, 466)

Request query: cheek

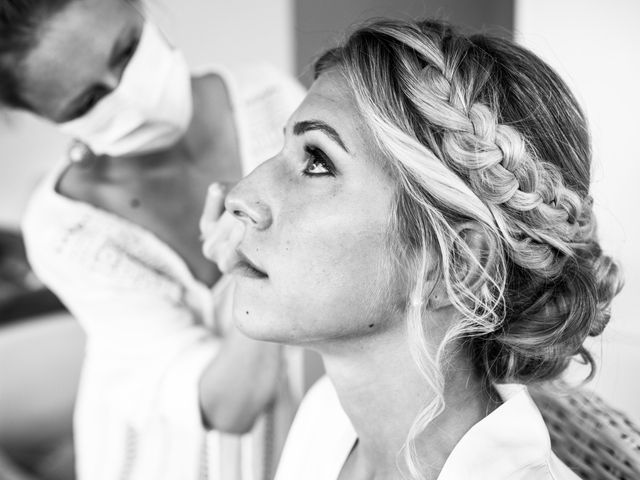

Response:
(285, 219), (385, 306)
(236, 193), (399, 343)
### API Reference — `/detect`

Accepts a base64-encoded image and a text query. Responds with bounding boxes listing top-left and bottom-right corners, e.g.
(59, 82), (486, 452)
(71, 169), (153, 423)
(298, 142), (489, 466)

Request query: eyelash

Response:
(74, 87), (108, 118)
(120, 37), (139, 64)
(302, 145), (336, 177)
(71, 37), (139, 119)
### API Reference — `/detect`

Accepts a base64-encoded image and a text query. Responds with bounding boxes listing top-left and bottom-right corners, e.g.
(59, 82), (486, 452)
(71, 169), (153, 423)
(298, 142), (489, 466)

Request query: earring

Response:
(68, 140), (98, 166)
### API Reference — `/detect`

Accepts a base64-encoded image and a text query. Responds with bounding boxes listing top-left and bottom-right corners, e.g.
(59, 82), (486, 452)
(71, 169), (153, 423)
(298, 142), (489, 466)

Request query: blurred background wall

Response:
(0, 0), (638, 422)
(515, 0), (640, 423)
(295, 0), (513, 85)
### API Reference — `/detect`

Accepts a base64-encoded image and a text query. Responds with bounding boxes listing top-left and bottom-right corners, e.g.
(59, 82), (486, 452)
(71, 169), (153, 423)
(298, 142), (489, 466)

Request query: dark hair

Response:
(314, 19), (623, 386)
(0, 0), (79, 109)
(0, 0), (141, 110)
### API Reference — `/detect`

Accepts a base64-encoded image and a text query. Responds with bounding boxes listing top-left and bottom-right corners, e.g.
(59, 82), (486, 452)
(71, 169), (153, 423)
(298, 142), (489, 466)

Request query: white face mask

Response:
(59, 22), (193, 157)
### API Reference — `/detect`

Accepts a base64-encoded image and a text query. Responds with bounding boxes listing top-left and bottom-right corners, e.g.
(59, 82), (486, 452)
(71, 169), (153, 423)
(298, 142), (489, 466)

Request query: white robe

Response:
(275, 376), (582, 480)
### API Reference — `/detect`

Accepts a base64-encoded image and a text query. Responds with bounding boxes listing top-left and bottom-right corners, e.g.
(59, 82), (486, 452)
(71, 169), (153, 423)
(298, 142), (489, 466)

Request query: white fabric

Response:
(275, 376), (582, 480)
(22, 64), (306, 480)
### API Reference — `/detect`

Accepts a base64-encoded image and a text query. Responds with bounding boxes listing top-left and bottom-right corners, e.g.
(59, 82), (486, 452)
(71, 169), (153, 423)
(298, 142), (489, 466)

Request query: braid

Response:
(381, 27), (586, 278)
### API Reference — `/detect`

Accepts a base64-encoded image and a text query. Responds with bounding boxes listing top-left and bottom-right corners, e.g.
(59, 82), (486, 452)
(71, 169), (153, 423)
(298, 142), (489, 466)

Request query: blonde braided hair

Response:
(315, 18), (623, 479)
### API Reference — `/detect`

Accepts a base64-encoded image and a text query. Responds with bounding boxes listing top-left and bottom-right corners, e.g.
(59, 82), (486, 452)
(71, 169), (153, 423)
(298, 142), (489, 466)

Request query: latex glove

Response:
(200, 183), (245, 273)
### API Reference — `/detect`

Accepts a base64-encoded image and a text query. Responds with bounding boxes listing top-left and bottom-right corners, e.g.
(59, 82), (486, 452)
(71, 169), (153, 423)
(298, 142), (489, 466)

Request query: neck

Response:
(319, 311), (496, 479)
(173, 76), (206, 160)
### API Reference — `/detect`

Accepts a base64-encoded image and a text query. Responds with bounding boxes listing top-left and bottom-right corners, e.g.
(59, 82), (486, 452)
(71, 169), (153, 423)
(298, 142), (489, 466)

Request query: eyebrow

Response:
(292, 120), (349, 153)
(108, 24), (137, 68)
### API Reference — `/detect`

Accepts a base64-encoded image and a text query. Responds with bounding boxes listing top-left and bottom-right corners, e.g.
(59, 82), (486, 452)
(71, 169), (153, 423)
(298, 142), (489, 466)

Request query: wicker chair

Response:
(530, 385), (640, 480)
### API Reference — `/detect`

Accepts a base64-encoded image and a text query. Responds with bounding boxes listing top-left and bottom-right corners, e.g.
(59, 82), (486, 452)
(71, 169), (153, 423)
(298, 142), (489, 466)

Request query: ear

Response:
(455, 221), (495, 293)
(426, 280), (450, 310)
(427, 221), (494, 310)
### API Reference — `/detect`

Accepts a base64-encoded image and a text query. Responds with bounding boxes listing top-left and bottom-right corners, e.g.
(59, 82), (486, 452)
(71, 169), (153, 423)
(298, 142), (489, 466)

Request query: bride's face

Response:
(226, 69), (405, 347)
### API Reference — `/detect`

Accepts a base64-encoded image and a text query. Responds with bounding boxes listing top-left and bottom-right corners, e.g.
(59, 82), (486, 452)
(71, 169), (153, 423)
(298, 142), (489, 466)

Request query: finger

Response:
(215, 215), (245, 270)
(228, 219), (245, 248)
(202, 237), (242, 272)
(218, 249), (242, 273)
(202, 211), (242, 251)
(202, 234), (220, 263)
(202, 229), (240, 267)
(199, 183), (227, 238)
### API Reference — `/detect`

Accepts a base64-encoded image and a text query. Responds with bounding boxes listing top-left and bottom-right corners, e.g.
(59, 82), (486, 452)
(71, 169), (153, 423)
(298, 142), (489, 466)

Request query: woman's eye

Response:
(83, 92), (101, 110)
(303, 146), (335, 177)
(73, 88), (108, 119)
(120, 38), (139, 64)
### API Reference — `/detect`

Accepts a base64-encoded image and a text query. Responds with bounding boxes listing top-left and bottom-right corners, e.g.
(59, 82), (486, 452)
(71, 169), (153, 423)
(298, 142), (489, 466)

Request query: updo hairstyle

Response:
(314, 19), (623, 477)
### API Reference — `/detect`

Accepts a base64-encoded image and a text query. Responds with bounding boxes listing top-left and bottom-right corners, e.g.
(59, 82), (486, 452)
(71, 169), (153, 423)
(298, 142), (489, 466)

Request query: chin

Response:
(232, 284), (292, 343)
(232, 291), (328, 347)
(231, 273), (394, 347)
(233, 307), (297, 344)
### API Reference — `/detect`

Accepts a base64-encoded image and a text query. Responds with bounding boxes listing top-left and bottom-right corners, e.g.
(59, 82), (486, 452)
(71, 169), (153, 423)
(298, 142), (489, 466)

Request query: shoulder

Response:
(211, 63), (306, 171)
(547, 453), (582, 480)
(438, 384), (582, 480)
(194, 63), (305, 109)
(23, 161), (108, 263)
(25, 152), (124, 227)
(21, 162), (83, 259)
(218, 63), (306, 135)
(55, 160), (105, 205)
(22, 170), (180, 298)
(223, 63), (306, 107)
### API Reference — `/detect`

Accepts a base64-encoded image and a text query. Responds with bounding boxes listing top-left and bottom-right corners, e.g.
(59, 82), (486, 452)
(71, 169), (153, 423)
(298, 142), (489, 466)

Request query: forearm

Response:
(198, 332), (283, 434)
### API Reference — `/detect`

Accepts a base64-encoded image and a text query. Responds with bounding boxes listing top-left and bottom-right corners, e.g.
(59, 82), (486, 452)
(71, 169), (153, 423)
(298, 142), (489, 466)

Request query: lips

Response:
(231, 249), (268, 279)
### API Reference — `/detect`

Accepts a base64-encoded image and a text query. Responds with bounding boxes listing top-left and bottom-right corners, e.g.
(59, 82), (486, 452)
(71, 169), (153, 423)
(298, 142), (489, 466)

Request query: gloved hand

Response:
(199, 183), (245, 273)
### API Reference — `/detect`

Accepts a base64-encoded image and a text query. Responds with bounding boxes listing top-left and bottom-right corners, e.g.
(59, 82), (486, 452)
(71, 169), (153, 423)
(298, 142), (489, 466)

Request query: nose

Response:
(225, 172), (273, 231)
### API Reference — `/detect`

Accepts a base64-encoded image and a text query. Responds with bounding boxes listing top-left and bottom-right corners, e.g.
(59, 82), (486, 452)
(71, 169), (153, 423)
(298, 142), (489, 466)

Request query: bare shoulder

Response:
(55, 161), (105, 206)
(55, 157), (147, 220)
